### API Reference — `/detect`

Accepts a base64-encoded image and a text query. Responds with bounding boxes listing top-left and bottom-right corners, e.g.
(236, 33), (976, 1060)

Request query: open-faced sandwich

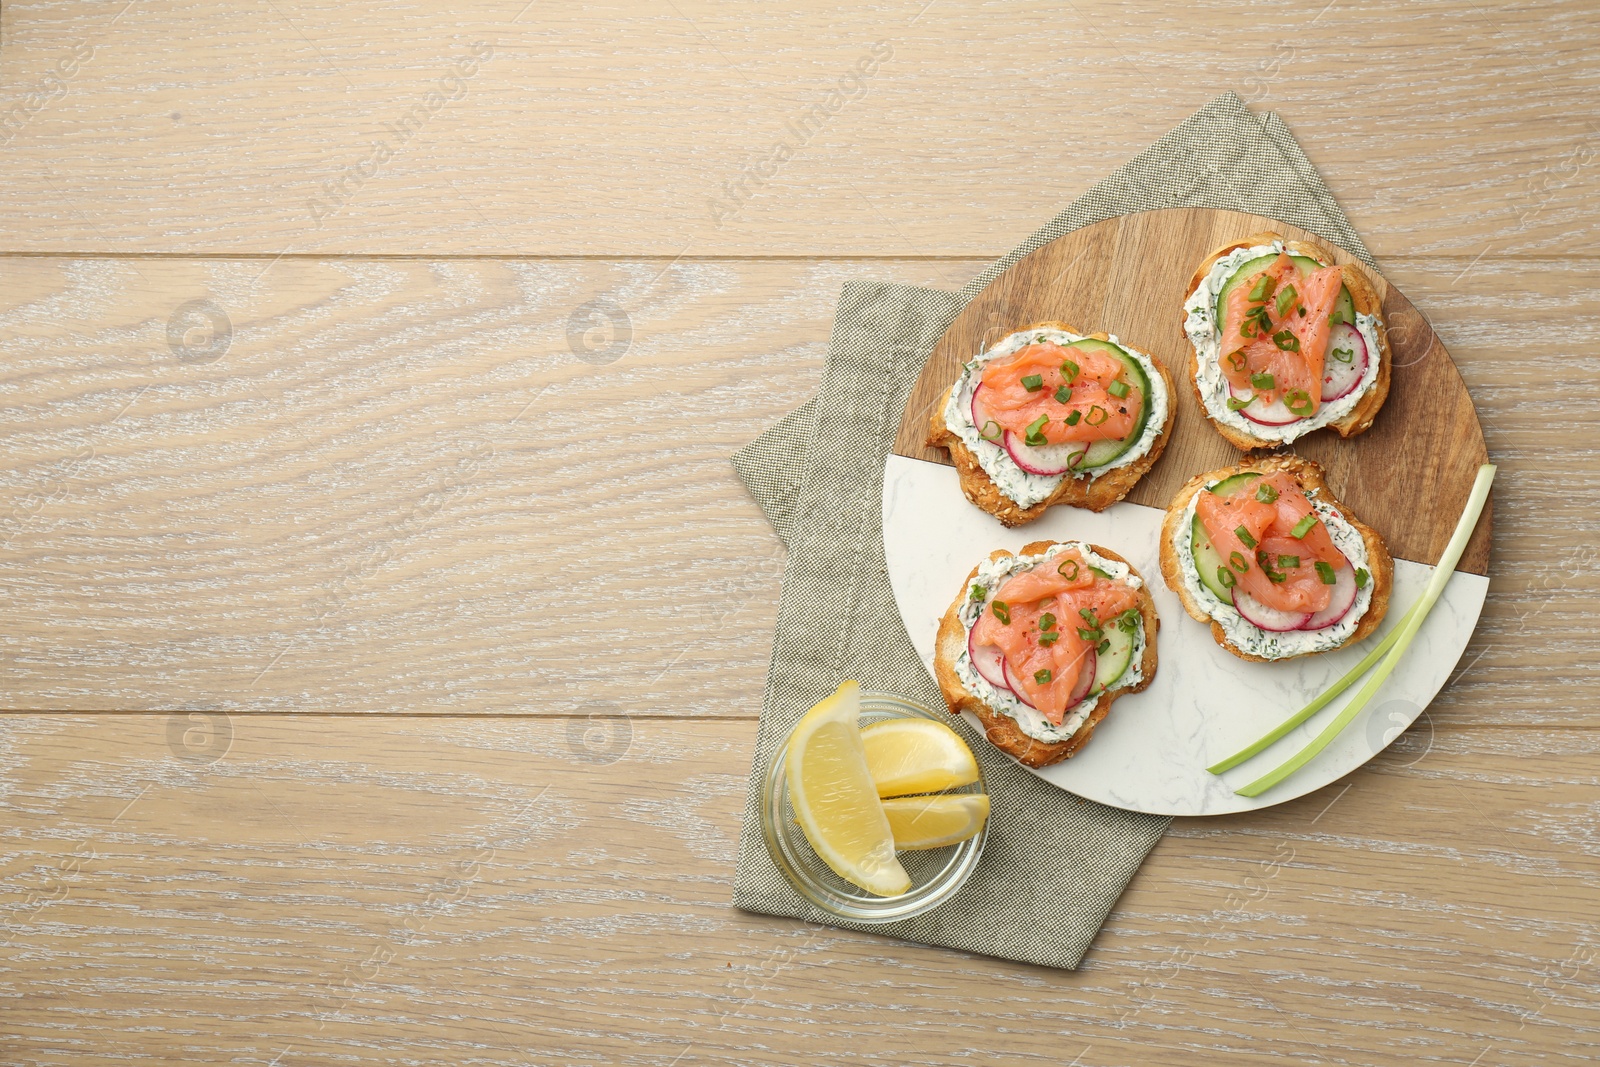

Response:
(933, 540), (1158, 768)
(1159, 455), (1393, 662)
(927, 322), (1174, 526)
(1182, 231), (1391, 449)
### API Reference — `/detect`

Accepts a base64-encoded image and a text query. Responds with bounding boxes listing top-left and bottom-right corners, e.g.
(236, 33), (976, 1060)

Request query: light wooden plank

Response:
(0, 256), (982, 713)
(0, 255), (1595, 718)
(0, 1), (1595, 257)
(1, 714), (1597, 1064)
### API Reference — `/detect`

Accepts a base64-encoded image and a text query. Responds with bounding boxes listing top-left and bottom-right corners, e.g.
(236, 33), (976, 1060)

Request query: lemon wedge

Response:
(861, 717), (980, 797)
(880, 794), (990, 850)
(785, 682), (911, 897)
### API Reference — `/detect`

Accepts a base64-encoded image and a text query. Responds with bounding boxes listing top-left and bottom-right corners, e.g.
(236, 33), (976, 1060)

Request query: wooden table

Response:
(2, 3), (1597, 1063)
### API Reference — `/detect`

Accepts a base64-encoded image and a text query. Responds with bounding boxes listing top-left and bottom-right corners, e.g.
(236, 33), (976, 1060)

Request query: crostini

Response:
(1181, 231), (1391, 449)
(1158, 455), (1393, 662)
(933, 540), (1159, 768)
(927, 322), (1175, 526)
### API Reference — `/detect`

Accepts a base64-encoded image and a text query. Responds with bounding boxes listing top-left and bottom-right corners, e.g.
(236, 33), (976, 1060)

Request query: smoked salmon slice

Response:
(1195, 471), (1346, 614)
(970, 549), (1140, 725)
(1218, 254), (1344, 417)
(979, 343), (1141, 445)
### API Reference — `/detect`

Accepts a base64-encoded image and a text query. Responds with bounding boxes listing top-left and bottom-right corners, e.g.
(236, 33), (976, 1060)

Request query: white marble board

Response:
(883, 455), (1489, 817)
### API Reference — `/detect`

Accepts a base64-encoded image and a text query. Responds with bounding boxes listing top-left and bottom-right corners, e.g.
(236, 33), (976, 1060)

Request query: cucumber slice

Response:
(1329, 286), (1357, 327)
(1064, 338), (1153, 471)
(1190, 472), (1263, 600)
(1215, 252), (1355, 330)
(1192, 527), (1230, 600)
(1091, 625), (1136, 694)
(1206, 471), (1263, 496)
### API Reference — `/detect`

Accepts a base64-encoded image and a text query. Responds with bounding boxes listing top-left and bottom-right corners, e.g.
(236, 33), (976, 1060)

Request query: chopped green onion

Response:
(1097, 638), (1110, 655)
(1315, 561), (1337, 585)
(1021, 374), (1044, 391)
(1229, 550), (1249, 573)
(969, 584), (986, 601)
(1241, 306), (1272, 338)
(1272, 329), (1301, 352)
(1247, 273), (1276, 301)
(1057, 559), (1079, 580)
(1257, 549), (1286, 584)
(1107, 378), (1130, 399)
(1079, 607), (1099, 623)
(1217, 566), (1236, 589)
(1331, 346), (1354, 364)
(1226, 395), (1252, 411)
(1060, 359), (1079, 382)
(1024, 414), (1049, 446)
(1085, 405), (1108, 426)
(1277, 554), (1300, 569)
(1255, 483), (1279, 504)
(1227, 464), (1497, 796)
(979, 419), (1002, 441)
(1355, 568), (1370, 589)
(1034, 668), (1052, 685)
(1054, 384), (1072, 403)
(1275, 284), (1298, 317)
(1249, 372), (1276, 391)
(1076, 627), (1101, 641)
(992, 601), (1010, 625)
(1284, 389), (1313, 417)
(1234, 525), (1257, 549)
(1290, 514), (1318, 539)
(1064, 410), (1082, 426)
(1039, 630), (1061, 646)
(1226, 351), (1248, 371)
(1117, 608), (1140, 633)
(1040, 612), (1057, 632)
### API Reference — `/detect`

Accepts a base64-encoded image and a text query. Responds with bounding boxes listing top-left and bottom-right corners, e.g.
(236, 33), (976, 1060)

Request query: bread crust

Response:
(1182, 231), (1392, 451)
(926, 321), (1176, 527)
(932, 540), (1160, 768)
(1156, 454), (1393, 663)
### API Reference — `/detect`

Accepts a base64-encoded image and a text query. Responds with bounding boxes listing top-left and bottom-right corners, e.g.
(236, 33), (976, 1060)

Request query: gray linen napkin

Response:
(730, 92), (1373, 969)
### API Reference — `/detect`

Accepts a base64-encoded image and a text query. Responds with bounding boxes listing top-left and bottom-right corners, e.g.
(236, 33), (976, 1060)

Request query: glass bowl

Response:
(760, 690), (988, 924)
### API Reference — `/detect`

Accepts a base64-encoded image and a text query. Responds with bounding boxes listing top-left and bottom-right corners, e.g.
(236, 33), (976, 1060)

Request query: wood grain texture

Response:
(1, 714), (1597, 1065)
(0, 2), (1595, 257)
(0, 256), (981, 714)
(2, 4), (1599, 1057)
(895, 208), (1492, 572)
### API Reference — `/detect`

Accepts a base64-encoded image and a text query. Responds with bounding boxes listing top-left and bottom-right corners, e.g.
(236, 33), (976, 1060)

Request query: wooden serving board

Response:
(892, 208), (1491, 574)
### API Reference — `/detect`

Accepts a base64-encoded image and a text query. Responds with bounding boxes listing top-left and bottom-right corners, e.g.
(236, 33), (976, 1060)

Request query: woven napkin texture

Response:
(729, 92), (1372, 969)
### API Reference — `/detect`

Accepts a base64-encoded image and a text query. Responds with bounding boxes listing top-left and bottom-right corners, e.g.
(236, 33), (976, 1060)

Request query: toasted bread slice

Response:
(926, 321), (1175, 527)
(1183, 231), (1391, 451)
(932, 541), (1159, 768)
(1158, 455), (1393, 662)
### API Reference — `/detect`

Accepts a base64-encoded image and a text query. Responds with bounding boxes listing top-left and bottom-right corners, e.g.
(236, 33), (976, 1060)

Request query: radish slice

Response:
(1320, 323), (1369, 402)
(1003, 430), (1086, 476)
(1066, 648), (1097, 705)
(1002, 659), (1037, 708)
(1003, 651), (1097, 721)
(1228, 385), (1302, 426)
(1300, 557), (1359, 630)
(970, 383), (997, 431)
(1233, 587), (1312, 632)
(966, 626), (1011, 691)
